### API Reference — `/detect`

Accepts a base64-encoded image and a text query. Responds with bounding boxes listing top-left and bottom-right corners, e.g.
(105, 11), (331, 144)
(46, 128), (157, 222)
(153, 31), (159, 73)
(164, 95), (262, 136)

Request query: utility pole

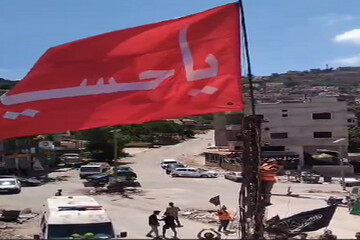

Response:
(111, 129), (121, 178)
(333, 138), (347, 191)
(339, 145), (346, 191)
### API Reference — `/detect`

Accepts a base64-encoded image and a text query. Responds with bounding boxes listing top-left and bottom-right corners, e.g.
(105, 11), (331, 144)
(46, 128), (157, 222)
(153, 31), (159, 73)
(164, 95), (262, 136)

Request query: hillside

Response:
(0, 78), (18, 89)
(242, 66), (360, 103)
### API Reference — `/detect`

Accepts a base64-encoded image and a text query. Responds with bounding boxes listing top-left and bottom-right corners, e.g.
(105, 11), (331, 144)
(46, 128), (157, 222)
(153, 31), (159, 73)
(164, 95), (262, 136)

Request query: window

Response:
(313, 132), (332, 138)
(264, 127), (270, 131)
(262, 146), (285, 151)
(312, 112), (331, 120)
(282, 109), (288, 112)
(282, 114), (288, 117)
(270, 132), (288, 139)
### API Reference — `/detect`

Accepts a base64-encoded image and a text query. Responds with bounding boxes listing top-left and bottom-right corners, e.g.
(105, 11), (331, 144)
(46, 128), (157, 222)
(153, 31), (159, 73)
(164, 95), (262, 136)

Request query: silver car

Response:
(171, 168), (217, 178)
(224, 172), (242, 182)
(0, 176), (21, 194)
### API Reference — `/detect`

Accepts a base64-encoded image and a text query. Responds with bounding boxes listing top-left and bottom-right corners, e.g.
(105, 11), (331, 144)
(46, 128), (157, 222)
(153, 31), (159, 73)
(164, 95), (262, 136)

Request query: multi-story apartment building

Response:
(213, 97), (351, 168)
(257, 97), (348, 166)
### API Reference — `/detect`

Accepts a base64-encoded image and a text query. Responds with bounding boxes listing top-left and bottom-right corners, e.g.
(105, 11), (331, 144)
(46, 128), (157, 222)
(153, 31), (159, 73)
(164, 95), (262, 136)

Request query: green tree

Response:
(74, 128), (128, 161)
(349, 127), (360, 152)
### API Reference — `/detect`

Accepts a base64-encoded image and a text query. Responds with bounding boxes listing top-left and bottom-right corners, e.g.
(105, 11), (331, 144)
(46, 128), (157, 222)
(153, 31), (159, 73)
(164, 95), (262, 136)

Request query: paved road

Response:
(1, 131), (359, 239)
(0, 131), (239, 239)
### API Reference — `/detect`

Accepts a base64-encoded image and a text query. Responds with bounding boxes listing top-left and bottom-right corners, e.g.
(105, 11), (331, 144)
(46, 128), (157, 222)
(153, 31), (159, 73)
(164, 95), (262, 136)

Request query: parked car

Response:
(106, 166), (134, 174)
(171, 168), (217, 178)
(160, 159), (178, 169)
(224, 172), (242, 182)
(341, 178), (360, 187)
(17, 177), (42, 187)
(301, 171), (320, 184)
(79, 162), (111, 179)
(0, 175), (21, 194)
(165, 163), (186, 175)
(60, 153), (82, 168)
(86, 169), (137, 184)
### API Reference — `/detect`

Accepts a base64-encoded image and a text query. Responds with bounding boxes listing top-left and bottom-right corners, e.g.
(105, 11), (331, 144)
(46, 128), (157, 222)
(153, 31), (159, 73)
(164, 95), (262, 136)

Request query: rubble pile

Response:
(0, 222), (33, 239)
(0, 208), (38, 239)
(181, 209), (238, 230)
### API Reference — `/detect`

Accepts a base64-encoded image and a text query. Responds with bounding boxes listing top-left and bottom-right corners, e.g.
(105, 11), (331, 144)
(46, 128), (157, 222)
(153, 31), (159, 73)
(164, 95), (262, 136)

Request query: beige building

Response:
(257, 97), (349, 166)
(214, 97), (352, 168)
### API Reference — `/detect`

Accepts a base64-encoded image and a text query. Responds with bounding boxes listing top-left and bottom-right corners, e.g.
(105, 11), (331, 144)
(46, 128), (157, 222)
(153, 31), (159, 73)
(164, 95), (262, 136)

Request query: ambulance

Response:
(35, 196), (127, 239)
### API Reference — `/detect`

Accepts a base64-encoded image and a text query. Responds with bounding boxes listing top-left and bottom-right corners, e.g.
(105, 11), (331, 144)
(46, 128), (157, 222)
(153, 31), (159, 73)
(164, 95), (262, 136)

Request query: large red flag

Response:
(0, 3), (242, 140)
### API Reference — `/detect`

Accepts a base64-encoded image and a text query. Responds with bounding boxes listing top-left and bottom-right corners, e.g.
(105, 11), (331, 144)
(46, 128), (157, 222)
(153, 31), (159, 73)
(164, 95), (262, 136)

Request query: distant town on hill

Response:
(240, 66), (360, 104)
(2, 65), (360, 102)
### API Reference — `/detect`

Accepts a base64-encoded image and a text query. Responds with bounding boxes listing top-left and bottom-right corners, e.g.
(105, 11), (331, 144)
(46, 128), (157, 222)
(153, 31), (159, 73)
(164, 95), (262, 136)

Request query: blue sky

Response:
(0, 0), (360, 80)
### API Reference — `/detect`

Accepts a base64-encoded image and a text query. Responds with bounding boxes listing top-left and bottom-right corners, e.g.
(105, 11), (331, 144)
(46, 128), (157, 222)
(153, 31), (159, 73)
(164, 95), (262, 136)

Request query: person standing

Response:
(166, 202), (182, 227)
(162, 212), (177, 238)
(259, 158), (279, 206)
(197, 228), (221, 240)
(217, 205), (232, 232)
(146, 210), (161, 238)
(55, 189), (62, 196)
(299, 233), (308, 240)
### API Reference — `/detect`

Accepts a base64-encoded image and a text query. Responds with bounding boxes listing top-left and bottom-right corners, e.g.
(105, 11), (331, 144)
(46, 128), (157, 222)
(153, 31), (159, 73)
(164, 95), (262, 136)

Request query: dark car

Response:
(165, 163), (186, 175)
(17, 177), (42, 187)
(86, 169), (137, 184)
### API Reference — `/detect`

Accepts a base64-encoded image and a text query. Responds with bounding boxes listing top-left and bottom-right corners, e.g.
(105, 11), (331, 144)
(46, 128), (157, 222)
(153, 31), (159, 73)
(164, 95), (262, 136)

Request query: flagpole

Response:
(237, 1), (264, 239)
(238, 0), (255, 115)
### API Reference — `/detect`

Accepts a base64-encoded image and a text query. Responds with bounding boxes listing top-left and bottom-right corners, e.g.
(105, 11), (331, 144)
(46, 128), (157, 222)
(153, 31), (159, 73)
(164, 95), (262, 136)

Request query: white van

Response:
(79, 163), (110, 179)
(35, 196), (127, 239)
(160, 159), (178, 169)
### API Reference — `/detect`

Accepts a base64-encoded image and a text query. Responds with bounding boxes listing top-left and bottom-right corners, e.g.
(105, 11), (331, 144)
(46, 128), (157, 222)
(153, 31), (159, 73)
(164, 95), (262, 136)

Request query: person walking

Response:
(260, 158), (279, 206)
(146, 210), (161, 238)
(166, 202), (182, 227)
(217, 205), (232, 232)
(162, 212), (177, 239)
(55, 189), (62, 196)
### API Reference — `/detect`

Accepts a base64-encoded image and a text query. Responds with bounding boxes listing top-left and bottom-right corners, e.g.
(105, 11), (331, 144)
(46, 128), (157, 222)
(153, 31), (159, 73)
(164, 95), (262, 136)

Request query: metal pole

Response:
(113, 130), (118, 178)
(239, 0), (255, 116)
(339, 146), (346, 191)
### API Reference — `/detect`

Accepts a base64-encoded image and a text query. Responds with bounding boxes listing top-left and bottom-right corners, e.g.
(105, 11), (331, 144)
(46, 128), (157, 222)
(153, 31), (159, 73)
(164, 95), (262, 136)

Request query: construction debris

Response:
(0, 209), (38, 239)
(181, 209), (238, 230)
(0, 209), (38, 223)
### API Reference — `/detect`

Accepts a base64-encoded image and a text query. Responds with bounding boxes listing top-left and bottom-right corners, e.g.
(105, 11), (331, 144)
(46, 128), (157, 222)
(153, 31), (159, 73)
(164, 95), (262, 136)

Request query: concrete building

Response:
(213, 112), (243, 150)
(213, 97), (351, 169)
(256, 97), (349, 167)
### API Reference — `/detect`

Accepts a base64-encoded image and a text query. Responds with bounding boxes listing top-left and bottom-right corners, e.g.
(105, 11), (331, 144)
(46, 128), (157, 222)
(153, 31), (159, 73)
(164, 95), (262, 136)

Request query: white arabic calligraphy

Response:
(2, 24), (220, 112)
(1, 70), (175, 106)
(179, 26), (219, 82)
(278, 214), (323, 233)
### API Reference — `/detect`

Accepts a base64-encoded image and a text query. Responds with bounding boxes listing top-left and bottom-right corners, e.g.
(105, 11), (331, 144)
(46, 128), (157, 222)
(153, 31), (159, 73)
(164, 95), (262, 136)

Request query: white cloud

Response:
(318, 14), (356, 26)
(332, 54), (360, 66)
(334, 29), (360, 45)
